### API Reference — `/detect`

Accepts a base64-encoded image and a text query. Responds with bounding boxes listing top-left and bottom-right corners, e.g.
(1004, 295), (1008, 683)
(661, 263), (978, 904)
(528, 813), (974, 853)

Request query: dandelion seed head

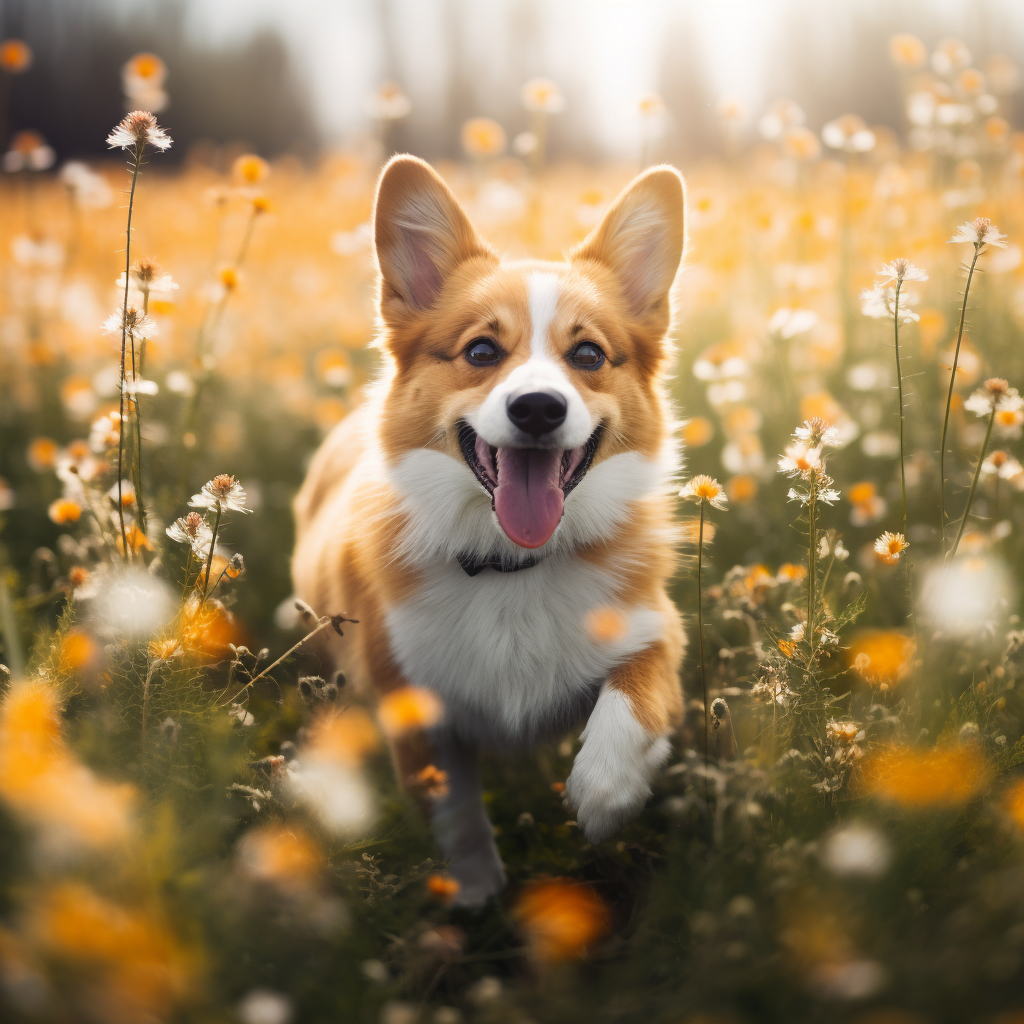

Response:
(106, 110), (172, 152)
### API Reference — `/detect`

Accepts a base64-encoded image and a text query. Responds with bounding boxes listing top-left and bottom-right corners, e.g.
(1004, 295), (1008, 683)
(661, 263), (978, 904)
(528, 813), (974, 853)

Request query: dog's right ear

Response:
(374, 155), (492, 321)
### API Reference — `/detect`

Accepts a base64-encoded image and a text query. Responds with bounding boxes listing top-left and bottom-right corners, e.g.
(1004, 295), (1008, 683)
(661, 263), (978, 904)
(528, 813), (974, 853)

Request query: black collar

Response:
(456, 552), (542, 577)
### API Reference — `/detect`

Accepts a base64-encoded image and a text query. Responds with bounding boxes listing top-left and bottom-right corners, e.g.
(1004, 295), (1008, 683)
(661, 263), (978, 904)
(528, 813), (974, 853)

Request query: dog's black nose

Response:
(507, 391), (567, 437)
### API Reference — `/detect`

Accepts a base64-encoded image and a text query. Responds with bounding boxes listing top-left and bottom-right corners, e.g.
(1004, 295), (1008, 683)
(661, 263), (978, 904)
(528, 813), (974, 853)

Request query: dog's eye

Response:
(465, 339), (500, 366)
(569, 341), (606, 370)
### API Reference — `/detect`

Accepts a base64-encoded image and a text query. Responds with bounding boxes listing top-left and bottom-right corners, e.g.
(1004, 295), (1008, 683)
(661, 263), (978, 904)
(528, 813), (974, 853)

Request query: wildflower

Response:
(238, 992), (294, 1024)
(461, 117), (507, 158)
(861, 284), (919, 322)
(0, 38), (32, 73)
(874, 531), (909, 566)
(120, 258), (178, 295)
(413, 764), (449, 799)
(305, 708), (379, 767)
(876, 258), (928, 284)
(821, 113), (875, 153)
(426, 875), (461, 902)
(47, 498), (82, 525)
(513, 880), (609, 963)
(3, 129), (55, 171)
(781, 125), (821, 161)
(795, 418), (842, 449)
(102, 305), (157, 338)
(889, 33), (927, 69)
(377, 686), (443, 737)
(190, 474), (252, 513)
(949, 216), (1008, 249)
(751, 670), (794, 707)
(238, 824), (323, 888)
(964, 379), (1021, 417)
(679, 475), (728, 509)
(768, 306), (818, 338)
(849, 631), (915, 687)
(821, 822), (890, 878)
(107, 480), (136, 509)
(27, 437), (59, 471)
(217, 265), (241, 292)
(521, 77), (565, 113)
(860, 744), (989, 806)
(106, 110), (172, 152)
(233, 153), (270, 186)
(981, 451), (1024, 480)
(148, 638), (183, 661)
(365, 81), (411, 120)
(122, 53), (168, 112)
(778, 442), (821, 478)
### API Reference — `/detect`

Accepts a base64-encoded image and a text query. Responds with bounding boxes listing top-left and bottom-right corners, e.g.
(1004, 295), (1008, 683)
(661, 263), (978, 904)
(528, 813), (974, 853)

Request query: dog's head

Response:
(373, 156), (684, 556)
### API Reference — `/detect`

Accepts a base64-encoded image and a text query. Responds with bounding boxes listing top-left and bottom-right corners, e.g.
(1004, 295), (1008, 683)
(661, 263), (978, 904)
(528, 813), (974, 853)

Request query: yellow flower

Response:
(726, 475), (758, 503)
(123, 52), (166, 86)
(48, 498), (82, 525)
(874, 531), (909, 566)
(426, 874), (460, 902)
(148, 638), (183, 662)
(377, 686), (443, 737)
(521, 77), (565, 114)
(859, 744), (989, 807)
(27, 437), (58, 471)
(514, 880), (609, 963)
(238, 824), (323, 888)
(0, 39), (31, 74)
(680, 416), (713, 447)
(679, 475), (728, 510)
(305, 708), (379, 766)
(233, 153), (270, 186)
(888, 33), (927, 69)
(849, 630), (915, 688)
(781, 126), (821, 161)
(461, 117), (507, 159)
(217, 265), (240, 291)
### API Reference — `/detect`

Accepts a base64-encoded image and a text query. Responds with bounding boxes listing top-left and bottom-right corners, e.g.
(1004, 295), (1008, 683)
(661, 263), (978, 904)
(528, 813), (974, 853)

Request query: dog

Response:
(292, 154), (686, 905)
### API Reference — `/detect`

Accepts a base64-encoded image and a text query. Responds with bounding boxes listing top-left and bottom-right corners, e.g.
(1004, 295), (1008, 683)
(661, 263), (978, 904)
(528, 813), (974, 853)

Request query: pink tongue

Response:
(493, 448), (564, 549)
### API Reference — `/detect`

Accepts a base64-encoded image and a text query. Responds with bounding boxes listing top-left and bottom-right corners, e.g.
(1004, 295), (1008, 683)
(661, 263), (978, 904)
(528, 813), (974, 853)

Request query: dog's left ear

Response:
(572, 165), (684, 321)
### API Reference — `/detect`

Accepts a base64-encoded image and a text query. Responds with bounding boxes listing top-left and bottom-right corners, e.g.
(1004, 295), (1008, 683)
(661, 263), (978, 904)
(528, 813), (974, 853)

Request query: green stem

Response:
(894, 281), (908, 540)
(202, 503), (222, 603)
(940, 246), (981, 550)
(948, 406), (996, 565)
(697, 502), (707, 761)
(117, 144), (143, 559)
(807, 476), (817, 655)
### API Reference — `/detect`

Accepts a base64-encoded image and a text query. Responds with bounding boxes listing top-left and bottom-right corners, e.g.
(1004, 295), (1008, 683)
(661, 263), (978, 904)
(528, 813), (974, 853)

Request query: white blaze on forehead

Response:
(527, 271), (560, 359)
(467, 268), (593, 449)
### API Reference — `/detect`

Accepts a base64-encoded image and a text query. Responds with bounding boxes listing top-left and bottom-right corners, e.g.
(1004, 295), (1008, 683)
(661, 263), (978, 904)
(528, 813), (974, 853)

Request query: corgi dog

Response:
(292, 155), (686, 905)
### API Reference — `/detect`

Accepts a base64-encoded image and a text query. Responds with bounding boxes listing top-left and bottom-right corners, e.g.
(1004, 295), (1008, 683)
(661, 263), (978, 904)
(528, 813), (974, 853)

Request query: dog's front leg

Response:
(565, 640), (682, 843)
(396, 728), (506, 906)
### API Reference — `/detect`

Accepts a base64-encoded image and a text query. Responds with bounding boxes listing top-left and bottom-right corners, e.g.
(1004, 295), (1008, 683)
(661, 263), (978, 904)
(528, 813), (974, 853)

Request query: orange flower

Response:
(1005, 779), (1024, 829)
(426, 874), (460, 902)
(0, 39), (32, 74)
(377, 686), (443, 737)
(29, 882), (192, 1018)
(849, 630), (915, 688)
(27, 437), (58, 471)
(874, 531), (908, 566)
(888, 33), (927, 69)
(681, 416), (713, 447)
(461, 117), (507, 159)
(48, 498), (82, 525)
(726, 475), (758, 503)
(305, 708), (379, 766)
(0, 680), (135, 846)
(514, 880), (609, 962)
(232, 153), (270, 186)
(58, 630), (99, 674)
(859, 744), (990, 807)
(238, 824), (323, 887)
(124, 52), (166, 85)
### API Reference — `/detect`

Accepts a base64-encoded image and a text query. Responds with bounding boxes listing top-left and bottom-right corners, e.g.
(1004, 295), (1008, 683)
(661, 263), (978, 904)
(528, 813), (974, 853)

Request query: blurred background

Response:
(2, 0), (1023, 165)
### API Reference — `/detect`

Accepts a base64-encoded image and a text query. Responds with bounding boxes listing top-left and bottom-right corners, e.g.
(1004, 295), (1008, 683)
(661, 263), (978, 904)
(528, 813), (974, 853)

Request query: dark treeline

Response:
(0, 0), (317, 163)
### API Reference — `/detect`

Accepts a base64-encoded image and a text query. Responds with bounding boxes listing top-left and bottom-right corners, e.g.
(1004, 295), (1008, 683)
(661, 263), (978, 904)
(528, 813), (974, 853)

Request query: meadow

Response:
(2, 35), (1024, 1024)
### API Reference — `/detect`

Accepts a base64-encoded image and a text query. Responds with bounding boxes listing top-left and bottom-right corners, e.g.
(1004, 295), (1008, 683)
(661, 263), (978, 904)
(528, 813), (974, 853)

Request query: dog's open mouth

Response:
(457, 421), (603, 549)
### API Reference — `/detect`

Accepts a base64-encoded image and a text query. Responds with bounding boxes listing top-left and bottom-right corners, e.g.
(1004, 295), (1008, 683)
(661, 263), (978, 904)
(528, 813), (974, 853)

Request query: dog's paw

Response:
(450, 842), (507, 908)
(565, 687), (672, 844)
(565, 758), (653, 844)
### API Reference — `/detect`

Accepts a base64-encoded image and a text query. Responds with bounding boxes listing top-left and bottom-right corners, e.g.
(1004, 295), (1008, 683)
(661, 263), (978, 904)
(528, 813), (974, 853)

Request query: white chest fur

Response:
(384, 555), (662, 743)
